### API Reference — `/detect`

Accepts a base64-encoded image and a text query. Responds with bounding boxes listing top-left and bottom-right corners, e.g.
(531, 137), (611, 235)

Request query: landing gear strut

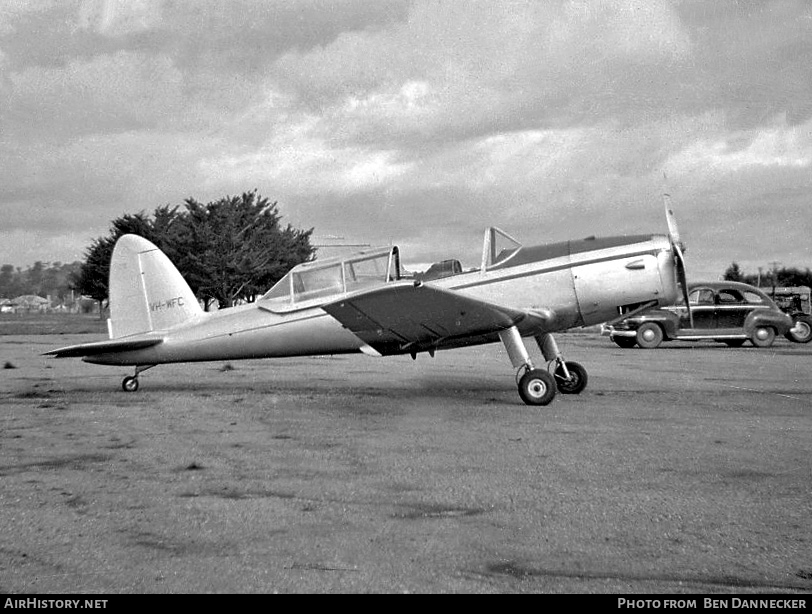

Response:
(121, 365), (155, 392)
(499, 327), (588, 405)
(536, 332), (588, 396)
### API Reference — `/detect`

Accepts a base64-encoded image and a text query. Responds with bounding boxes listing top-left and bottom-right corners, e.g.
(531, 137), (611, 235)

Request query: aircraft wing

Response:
(322, 281), (530, 355)
(44, 337), (163, 358)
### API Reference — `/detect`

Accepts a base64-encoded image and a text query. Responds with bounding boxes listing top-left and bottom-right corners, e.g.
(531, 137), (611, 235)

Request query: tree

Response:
(720, 263), (812, 290)
(723, 262), (743, 282)
(72, 236), (116, 318)
(27, 261), (45, 296)
(72, 206), (184, 317)
(0, 264), (19, 298)
(73, 192), (314, 312)
(174, 191), (314, 308)
(775, 266), (812, 289)
(1, 262), (81, 303)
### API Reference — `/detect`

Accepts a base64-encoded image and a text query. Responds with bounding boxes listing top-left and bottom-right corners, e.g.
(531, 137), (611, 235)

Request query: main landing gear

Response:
(121, 365), (155, 392)
(499, 327), (588, 406)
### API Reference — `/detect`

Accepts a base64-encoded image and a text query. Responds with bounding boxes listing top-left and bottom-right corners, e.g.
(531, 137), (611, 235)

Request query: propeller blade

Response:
(663, 194), (692, 326)
(663, 193), (681, 246)
(673, 239), (693, 328)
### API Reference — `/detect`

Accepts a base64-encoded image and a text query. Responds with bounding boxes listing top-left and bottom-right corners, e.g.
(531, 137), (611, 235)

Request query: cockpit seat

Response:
(417, 259), (463, 281)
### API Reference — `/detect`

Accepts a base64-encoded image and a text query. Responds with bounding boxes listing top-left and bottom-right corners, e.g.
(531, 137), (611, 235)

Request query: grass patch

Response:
(0, 313), (107, 336)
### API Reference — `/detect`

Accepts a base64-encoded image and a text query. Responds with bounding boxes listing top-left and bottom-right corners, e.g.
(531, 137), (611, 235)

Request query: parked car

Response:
(601, 281), (794, 349)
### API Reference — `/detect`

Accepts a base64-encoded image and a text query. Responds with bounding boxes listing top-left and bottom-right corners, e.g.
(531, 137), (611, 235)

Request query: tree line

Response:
(72, 191), (315, 312)
(0, 261), (82, 303)
(723, 262), (812, 290)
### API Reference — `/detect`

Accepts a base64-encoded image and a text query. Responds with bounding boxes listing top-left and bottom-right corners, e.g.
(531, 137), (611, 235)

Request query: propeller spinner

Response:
(664, 194), (693, 327)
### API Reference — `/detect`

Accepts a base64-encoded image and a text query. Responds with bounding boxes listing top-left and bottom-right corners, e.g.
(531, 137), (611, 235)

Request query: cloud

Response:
(1, 0), (811, 282)
(274, 0), (692, 142)
(77, 0), (164, 37)
(667, 115), (812, 175)
(8, 51), (185, 138)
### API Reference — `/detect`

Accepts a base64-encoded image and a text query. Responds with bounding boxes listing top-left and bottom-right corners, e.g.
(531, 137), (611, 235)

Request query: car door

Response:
(714, 288), (748, 331)
(679, 287), (715, 330)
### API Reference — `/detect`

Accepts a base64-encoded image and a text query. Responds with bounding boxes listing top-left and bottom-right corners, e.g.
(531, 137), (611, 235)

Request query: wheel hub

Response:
(791, 321), (810, 335)
(527, 379), (547, 399)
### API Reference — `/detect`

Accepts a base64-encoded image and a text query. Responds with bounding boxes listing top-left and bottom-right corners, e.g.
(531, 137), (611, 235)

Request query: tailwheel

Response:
(122, 375), (139, 392)
(554, 360), (588, 395)
(518, 368), (556, 406)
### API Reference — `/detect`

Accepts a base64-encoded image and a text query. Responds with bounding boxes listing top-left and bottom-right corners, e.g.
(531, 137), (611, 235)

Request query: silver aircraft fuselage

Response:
(83, 234), (679, 366)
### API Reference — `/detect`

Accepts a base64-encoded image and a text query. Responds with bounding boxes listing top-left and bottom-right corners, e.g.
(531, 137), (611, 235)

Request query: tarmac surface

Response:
(1, 331), (811, 594)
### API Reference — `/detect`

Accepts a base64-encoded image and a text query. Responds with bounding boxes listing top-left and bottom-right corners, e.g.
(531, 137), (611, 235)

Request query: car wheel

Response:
(750, 326), (776, 348)
(611, 336), (637, 349)
(785, 315), (812, 344)
(635, 322), (663, 349)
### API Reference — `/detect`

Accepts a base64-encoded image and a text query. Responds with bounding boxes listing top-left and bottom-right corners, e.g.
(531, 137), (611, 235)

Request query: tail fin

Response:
(108, 234), (202, 338)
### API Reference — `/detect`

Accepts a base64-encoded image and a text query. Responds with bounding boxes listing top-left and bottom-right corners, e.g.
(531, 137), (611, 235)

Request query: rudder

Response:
(108, 234), (202, 338)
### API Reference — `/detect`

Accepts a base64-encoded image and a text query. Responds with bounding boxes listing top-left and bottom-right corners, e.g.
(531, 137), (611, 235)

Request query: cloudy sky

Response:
(1, 0), (811, 279)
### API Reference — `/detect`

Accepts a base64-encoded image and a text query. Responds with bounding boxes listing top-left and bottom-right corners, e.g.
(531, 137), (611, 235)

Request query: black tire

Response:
(518, 369), (556, 406)
(723, 339), (746, 348)
(785, 314), (812, 344)
(635, 322), (664, 349)
(750, 326), (776, 348)
(611, 336), (637, 349)
(122, 376), (139, 392)
(554, 361), (588, 395)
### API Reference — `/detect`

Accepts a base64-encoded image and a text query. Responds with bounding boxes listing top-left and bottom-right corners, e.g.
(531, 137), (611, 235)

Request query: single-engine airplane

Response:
(47, 201), (690, 406)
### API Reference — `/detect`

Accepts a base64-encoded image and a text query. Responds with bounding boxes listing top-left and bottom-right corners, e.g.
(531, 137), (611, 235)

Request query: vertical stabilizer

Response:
(108, 235), (202, 338)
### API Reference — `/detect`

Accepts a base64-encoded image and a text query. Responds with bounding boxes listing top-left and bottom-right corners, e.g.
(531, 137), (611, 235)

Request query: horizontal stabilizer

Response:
(44, 337), (163, 358)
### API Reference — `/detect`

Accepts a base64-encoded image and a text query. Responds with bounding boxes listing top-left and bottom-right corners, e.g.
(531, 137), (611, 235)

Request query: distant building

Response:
(10, 295), (50, 313)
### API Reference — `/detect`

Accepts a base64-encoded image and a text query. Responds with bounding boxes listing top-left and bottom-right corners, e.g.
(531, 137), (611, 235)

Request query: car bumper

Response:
(600, 324), (636, 338)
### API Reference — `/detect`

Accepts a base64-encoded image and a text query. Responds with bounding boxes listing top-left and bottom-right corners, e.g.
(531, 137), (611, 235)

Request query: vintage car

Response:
(601, 281), (794, 349)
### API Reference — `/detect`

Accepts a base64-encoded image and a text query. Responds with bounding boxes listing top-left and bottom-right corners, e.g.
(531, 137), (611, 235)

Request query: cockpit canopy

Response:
(259, 227), (528, 312)
(260, 246), (400, 311)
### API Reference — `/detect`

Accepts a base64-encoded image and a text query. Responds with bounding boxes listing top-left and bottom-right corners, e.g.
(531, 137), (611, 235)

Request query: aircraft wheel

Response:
(554, 361), (588, 395)
(611, 336), (637, 348)
(122, 376), (139, 392)
(518, 369), (556, 406)
(635, 323), (663, 349)
(786, 315), (812, 343)
(750, 326), (776, 348)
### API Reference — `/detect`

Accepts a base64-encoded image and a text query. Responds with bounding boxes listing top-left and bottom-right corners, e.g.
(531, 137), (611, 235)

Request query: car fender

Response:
(744, 309), (794, 336)
(631, 310), (680, 338)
